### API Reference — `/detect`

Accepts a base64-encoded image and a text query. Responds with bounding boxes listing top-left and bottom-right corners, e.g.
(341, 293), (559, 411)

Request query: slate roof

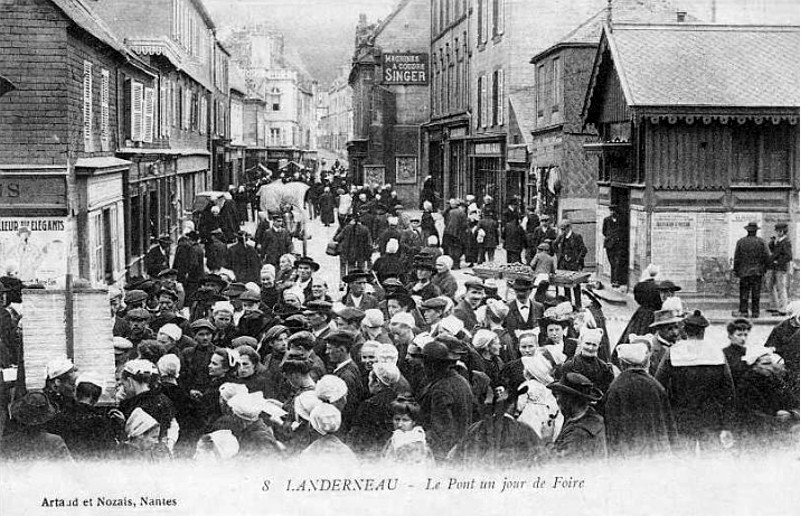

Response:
(50, 0), (128, 55)
(606, 24), (799, 108)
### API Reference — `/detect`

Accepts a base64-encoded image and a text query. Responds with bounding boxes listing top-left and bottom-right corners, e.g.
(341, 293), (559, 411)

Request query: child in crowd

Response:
(530, 242), (556, 275)
(382, 396), (433, 464)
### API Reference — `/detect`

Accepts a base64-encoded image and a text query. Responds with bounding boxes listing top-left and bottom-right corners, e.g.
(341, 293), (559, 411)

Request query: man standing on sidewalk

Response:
(767, 222), (793, 315)
(732, 221), (771, 319)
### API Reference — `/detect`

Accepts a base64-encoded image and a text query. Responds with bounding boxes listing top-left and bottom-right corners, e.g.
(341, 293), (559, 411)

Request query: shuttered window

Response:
(143, 87), (155, 143)
(100, 69), (109, 150)
(90, 211), (103, 285)
(131, 81), (144, 142)
(496, 69), (504, 125)
(476, 75), (483, 128)
(482, 74), (488, 128)
(83, 61), (93, 151)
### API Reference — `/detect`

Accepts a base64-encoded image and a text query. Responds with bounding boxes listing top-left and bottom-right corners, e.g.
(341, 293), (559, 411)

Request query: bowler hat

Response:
(511, 277), (535, 291)
(10, 391), (58, 426)
(744, 221), (760, 231)
(342, 271), (372, 284)
(649, 309), (685, 328)
(421, 341), (459, 362)
(547, 372), (603, 402)
(294, 256), (320, 272)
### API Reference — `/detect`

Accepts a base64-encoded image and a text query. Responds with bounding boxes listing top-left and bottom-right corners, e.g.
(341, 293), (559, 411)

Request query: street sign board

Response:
(382, 53), (429, 85)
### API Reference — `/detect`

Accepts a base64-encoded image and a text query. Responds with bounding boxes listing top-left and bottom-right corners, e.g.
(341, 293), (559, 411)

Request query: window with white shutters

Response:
(90, 211), (103, 285)
(100, 69), (109, 150)
(498, 68), (504, 125)
(143, 87), (155, 143)
(183, 88), (190, 130)
(131, 81), (144, 142)
(482, 74), (488, 128)
(159, 80), (166, 138)
(476, 75), (482, 128)
(83, 61), (93, 151)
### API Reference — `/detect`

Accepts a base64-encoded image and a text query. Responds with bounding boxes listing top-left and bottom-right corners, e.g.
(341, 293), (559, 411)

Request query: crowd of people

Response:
(0, 171), (798, 466)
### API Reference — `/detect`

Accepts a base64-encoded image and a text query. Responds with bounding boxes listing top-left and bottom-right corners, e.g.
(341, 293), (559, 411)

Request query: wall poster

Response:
(650, 212), (697, 292)
(0, 217), (68, 288)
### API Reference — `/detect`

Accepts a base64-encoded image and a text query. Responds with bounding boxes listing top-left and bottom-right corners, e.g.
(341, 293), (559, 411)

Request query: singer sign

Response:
(382, 53), (429, 85)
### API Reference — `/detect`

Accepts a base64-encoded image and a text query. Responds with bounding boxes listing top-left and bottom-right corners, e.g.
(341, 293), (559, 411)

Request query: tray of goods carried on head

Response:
(472, 263), (535, 281)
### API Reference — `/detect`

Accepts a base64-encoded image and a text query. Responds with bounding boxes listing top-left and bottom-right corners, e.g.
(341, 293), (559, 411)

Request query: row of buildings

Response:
(345, 0), (799, 292)
(0, 0), (317, 289)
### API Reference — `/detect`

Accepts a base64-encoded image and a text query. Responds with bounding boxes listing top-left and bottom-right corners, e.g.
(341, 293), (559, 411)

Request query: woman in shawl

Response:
(516, 351), (563, 442)
(431, 255), (458, 300)
(298, 403), (358, 464)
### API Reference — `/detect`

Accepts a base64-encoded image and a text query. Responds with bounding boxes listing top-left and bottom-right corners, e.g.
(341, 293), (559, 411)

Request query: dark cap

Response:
(284, 314), (310, 333)
(656, 280), (682, 292)
(304, 300), (333, 314)
(239, 290), (262, 302)
(464, 278), (486, 292)
(158, 234), (173, 244)
(287, 331), (316, 351)
(325, 330), (357, 350)
(332, 305), (366, 323)
(222, 282), (248, 298)
(157, 268), (178, 278)
(775, 222), (789, 231)
(189, 318), (216, 333)
(157, 288), (179, 301)
(202, 274), (228, 288)
(126, 307), (151, 321)
(511, 277), (535, 291)
(342, 271), (372, 284)
(420, 297), (449, 311)
(124, 289), (148, 304)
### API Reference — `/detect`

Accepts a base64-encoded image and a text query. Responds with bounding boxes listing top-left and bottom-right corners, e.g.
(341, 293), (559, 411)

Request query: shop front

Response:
(468, 137), (505, 211)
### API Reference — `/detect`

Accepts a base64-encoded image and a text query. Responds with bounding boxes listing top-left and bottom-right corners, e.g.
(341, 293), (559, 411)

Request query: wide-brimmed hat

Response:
(342, 271), (371, 284)
(202, 274), (228, 289)
(649, 308), (685, 328)
(412, 256), (436, 272)
(656, 280), (682, 292)
(547, 372), (603, 402)
(744, 221), (760, 231)
(10, 391), (58, 426)
(294, 256), (320, 271)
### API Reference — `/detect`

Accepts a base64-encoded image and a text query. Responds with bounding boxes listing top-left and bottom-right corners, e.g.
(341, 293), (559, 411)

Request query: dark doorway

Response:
(610, 186), (630, 286)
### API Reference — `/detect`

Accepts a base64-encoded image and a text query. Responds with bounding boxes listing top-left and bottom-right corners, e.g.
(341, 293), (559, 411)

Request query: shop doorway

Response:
(610, 186), (630, 285)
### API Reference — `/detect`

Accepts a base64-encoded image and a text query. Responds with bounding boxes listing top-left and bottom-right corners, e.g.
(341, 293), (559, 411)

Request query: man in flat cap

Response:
(767, 222), (793, 315)
(732, 221), (771, 319)
(453, 279), (486, 333)
(181, 319), (217, 398)
(325, 330), (365, 431)
(125, 307), (156, 346)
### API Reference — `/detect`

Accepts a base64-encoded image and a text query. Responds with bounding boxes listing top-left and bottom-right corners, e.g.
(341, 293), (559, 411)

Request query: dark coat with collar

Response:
(503, 299), (544, 337)
(555, 231), (587, 271)
(604, 368), (677, 458)
(334, 360), (367, 432)
(553, 407), (607, 460)
(733, 234), (770, 278)
(418, 369), (474, 460)
(453, 300), (479, 333)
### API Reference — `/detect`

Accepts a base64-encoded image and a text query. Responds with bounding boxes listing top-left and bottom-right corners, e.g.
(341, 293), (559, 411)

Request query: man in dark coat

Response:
(453, 279), (485, 333)
(502, 216), (526, 264)
(144, 235), (172, 278)
(765, 303), (800, 363)
(418, 340), (474, 460)
(554, 220), (587, 272)
(767, 222), (793, 315)
(228, 232), (261, 284)
(256, 214), (293, 268)
(319, 187), (336, 226)
(335, 215), (372, 278)
(503, 278), (544, 339)
(548, 373), (607, 460)
(205, 229), (229, 272)
(604, 338), (677, 457)
(602, 206), (627, 287)
(530, 215), (557, 255)
(443, 199), (467, 269)
(732, 221), (771, 318)
(655, 311), (736, 451)
(180, 319), (216, 397)
(173, 230), (204, 302)
(326, 330), (365, 432)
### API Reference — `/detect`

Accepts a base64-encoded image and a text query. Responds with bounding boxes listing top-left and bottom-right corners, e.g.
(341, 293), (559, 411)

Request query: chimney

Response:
(676, 11), (687, 22)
